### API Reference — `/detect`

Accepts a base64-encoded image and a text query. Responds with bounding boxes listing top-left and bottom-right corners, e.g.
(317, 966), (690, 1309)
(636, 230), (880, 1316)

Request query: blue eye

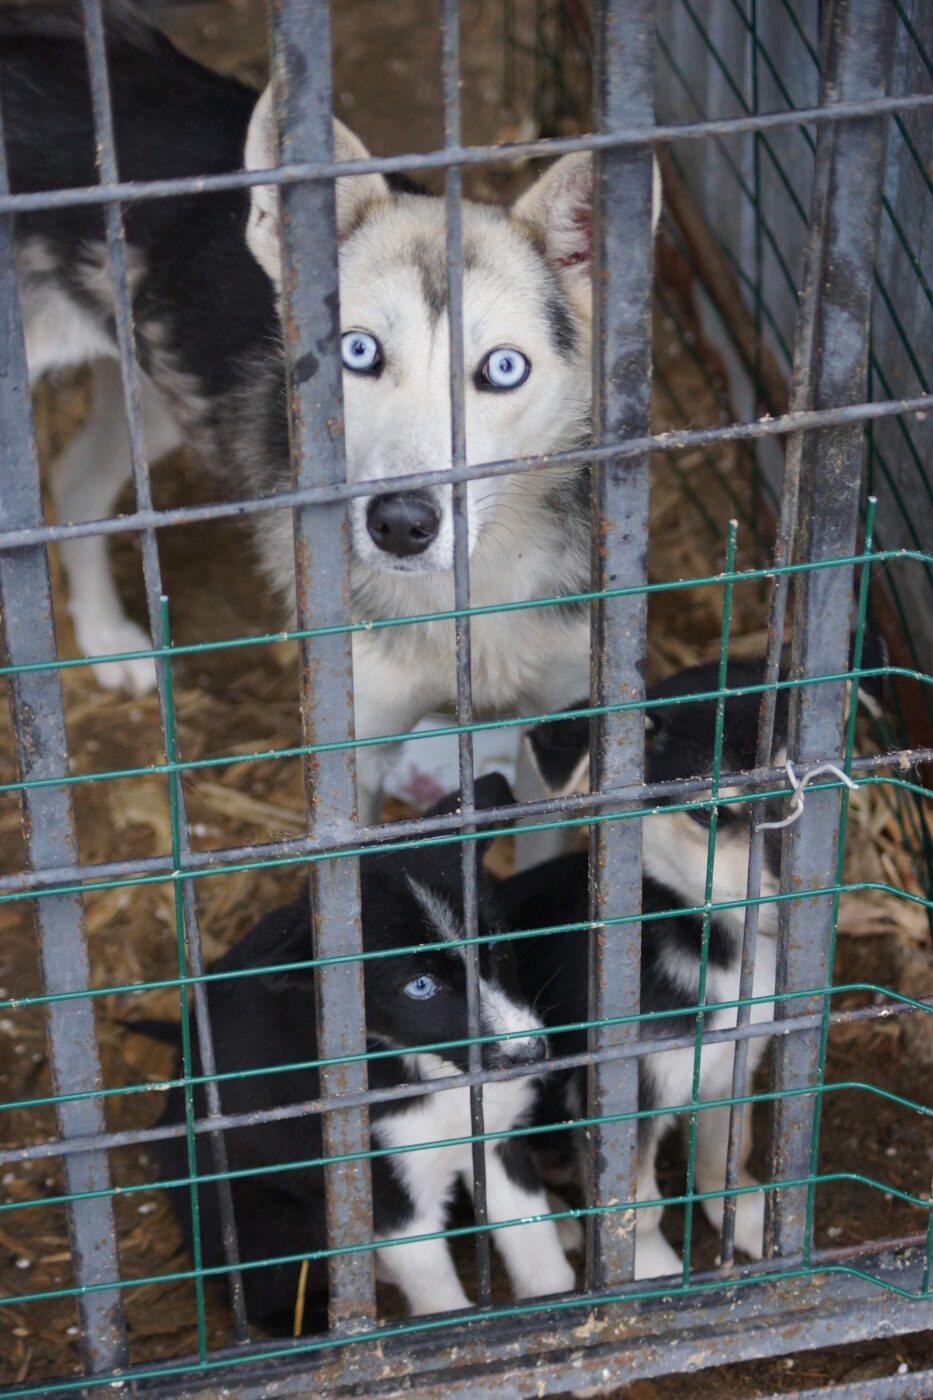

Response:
(404, 974), (439, 1001)
(480, 347), (530, 391)
(341, 331), (381, 374)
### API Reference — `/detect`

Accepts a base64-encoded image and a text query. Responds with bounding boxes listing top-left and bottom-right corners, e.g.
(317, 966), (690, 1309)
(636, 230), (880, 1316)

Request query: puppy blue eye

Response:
(341, 331), (381, 374)
(404, 974), (438, 1000)
(480, 347), (530, 390)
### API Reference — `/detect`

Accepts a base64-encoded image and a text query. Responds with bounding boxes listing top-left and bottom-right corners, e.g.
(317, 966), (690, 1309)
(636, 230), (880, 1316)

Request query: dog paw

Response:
(731, 1187), (765, 1260)
(635, 1226), (682, 1280)
(515, 1251), (576, 1299)
(75, 614), (158, 696)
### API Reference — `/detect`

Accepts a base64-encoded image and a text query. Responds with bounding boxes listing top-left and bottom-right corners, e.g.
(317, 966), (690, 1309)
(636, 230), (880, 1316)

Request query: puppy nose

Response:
(503, 1034), (549, 1066)
(366, 491), (440, 557)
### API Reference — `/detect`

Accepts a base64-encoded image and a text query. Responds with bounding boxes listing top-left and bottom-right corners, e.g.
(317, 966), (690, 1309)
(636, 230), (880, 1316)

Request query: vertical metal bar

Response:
(441, 0), (491, 1307)
(0, 100), (128, 1378)
(720, 4), (838, 1265)
(586, 0), (656, 1291)
(268, 0), (376, 1330)
(79, 0), (249, 1338)
(680, 520), (736, 1279)
(765, 0), (896, 1262)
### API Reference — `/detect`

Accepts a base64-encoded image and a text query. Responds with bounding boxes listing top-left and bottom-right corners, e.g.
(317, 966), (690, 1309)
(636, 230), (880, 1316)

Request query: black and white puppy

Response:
(509, 649), (885, 1277)
(146, 777), (573, 1333)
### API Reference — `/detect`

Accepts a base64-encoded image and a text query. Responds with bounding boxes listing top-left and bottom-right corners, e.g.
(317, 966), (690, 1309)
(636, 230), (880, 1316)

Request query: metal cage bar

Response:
(0, 95), (127, 1379)
(720, 0), (839, 1265)
(268, 0), (376, 1330)
(765, 0), (898, 1261)
(77, 0), (250, 1339)
(441, 0), (493, 1307)
(585, 0), (656, 1290)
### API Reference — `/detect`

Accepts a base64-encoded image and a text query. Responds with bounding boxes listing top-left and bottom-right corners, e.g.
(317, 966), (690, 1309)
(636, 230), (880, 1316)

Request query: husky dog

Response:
(143, 776), (575, 1332)
(4, 3), (659, 821)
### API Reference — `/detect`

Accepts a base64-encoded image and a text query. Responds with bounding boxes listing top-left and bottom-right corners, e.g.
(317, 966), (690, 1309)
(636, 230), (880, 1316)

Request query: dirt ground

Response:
(0, 1), (931, 1394)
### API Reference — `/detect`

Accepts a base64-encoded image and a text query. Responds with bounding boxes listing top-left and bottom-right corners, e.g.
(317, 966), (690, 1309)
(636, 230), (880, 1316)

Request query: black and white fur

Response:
(508, 660), (788, 1278)
(5, 3), (658, 823)
(146, 777), (573, 1332)
(512, 649), (885, 1277)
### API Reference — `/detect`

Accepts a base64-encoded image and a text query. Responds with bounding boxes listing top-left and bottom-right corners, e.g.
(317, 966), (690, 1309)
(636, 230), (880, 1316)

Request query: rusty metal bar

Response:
(267, 0), (376, 1331)
(0, 91), (929, 220)
(0, 394), (929, 558)
(78, 0), (249, 1338)
(765, 0), (897, 1261)
(0, 85), (127, 1379)
(585, 0), (656, 1290)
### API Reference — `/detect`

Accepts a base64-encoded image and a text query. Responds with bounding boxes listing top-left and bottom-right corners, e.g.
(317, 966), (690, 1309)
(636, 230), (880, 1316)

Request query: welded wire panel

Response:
(268, 0), (376, 1329)
(766, 0), (898, 1261)
(585, 0), (655, 1291)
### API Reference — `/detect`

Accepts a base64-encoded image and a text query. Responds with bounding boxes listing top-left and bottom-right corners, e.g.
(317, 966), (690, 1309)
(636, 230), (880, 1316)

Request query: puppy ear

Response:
(244, 87), (390, 286)
(423, 773), (515, 824)
(422, 774), (515, 859)
(512, 151), (661, 277)
(524, 705), (590, 798)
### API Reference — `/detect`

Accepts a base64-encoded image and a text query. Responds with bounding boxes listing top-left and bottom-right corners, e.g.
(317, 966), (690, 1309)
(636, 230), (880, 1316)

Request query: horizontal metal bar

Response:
(2, 394), (930, 555)
(1, 987), (928, 1167)
(1, 1242), (931, 1399)
(0, 748), (927, 905)
(753, 1370), (933, 1400)
(1, 90), (932, 217)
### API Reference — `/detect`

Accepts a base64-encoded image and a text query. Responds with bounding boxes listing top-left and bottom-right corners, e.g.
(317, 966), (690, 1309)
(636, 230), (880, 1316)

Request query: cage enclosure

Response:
(0, 1), (931, 1398)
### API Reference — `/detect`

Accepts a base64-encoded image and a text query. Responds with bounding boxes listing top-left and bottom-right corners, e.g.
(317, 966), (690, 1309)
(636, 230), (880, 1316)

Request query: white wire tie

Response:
(755, 759), (858, 832)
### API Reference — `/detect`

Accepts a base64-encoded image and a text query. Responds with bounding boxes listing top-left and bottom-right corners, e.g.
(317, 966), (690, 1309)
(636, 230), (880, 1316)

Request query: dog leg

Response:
(634, 1126), (682, 1280)
(374, 1222), (471, 1315)
(481, 1140), (576, 1299)
(692, 1099), (765, 1260)
(351, 658), (426, 825)
(547, 1190), (585, 1253)
(51, 359), (181, 695)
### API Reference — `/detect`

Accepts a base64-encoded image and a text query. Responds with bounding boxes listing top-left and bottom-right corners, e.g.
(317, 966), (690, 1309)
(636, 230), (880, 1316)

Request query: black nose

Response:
(366, 492), (440, 557)
(489, 1034), (548, 1068)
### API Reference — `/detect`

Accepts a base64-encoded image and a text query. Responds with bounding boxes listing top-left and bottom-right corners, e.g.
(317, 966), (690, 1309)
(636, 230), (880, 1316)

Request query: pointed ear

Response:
(512, 151), (661, 278)
(244, 87), (390, 286)
(524, 706), (590, 798)
(422, 773), (515, 859)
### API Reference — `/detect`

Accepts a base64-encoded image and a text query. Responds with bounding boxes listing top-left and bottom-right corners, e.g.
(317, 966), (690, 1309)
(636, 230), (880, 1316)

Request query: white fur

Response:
(46, 358), (181, 693)
(373, 1065), (573, 1311)
(642, 804), (780, 936)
